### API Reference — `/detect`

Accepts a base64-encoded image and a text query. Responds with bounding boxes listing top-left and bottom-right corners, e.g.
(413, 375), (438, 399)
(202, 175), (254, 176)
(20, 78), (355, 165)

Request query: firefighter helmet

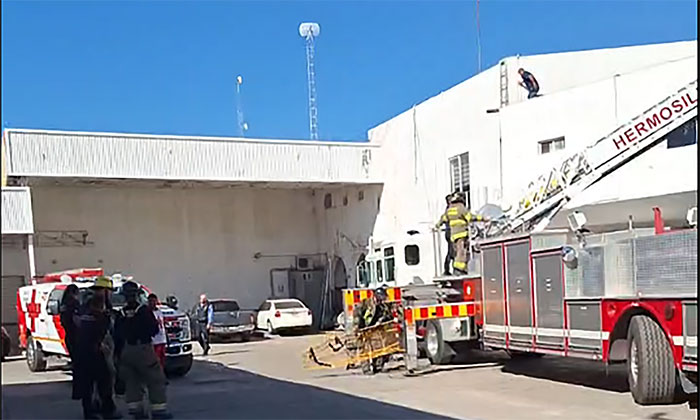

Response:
(450, 191), (466, 204)
(375, 286), (388, 302)
(92, 276), (114, 290)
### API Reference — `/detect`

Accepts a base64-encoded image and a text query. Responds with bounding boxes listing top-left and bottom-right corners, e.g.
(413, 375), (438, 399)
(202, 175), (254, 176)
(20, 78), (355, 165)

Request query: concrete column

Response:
(27, 234), (36, 283)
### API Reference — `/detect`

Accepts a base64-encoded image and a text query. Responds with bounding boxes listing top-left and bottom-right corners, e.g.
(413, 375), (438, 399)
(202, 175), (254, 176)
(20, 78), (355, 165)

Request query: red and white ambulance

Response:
(16, 268), (193, 376)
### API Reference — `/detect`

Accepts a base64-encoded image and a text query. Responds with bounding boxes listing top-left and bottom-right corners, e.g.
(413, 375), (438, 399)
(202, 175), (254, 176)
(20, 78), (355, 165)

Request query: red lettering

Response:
(672, 99), (684, 113)
(613, 134), (626, 150)
(624, 128), (637, 143)
(688, 92), (697, 105)
(646, 113), (661, 129)
(682, 95), (689, 107)
(659, 107), (672, 120)
(634, 122), (647, 137)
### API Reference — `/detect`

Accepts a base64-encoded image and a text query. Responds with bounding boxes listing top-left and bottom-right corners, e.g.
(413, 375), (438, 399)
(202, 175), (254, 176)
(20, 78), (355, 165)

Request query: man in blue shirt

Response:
(518, 68), (540, 99)
(194, 294), (214, 356)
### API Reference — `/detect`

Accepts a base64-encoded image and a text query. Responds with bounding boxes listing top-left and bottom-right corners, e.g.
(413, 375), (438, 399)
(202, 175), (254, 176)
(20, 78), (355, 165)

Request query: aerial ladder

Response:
(488, 80), (697, 237)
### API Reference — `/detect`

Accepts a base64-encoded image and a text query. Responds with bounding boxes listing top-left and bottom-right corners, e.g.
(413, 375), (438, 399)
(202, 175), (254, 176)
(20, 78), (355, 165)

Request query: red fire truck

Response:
(344, 80), (698, 405)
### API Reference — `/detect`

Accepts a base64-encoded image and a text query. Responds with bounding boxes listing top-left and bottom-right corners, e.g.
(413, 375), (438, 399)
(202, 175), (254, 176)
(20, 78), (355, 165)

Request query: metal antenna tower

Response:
(235, 75), (248, 137)
(299, 22), (320, 140)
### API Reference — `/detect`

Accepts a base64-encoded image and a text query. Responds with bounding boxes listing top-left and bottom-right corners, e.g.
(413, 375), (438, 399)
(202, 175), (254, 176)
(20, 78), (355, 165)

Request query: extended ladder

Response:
(490, 80), (698, 236)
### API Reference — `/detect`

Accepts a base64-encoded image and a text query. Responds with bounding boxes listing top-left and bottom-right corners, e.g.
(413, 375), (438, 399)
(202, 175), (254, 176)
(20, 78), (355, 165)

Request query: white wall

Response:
(1, 242), (30, 278)
(367, 40), (697, 246)
(505, 40), (696, 106)
(30, 184), (326, 310)
(499, 56), (697, 208)
(312, 185), (382, 288)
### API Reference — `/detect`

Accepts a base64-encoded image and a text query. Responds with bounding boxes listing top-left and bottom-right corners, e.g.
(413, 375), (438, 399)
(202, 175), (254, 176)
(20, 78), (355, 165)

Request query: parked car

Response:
(1, 327), (10, 361)
(256, 299), (313, 334)
(190, 299), (255, 342)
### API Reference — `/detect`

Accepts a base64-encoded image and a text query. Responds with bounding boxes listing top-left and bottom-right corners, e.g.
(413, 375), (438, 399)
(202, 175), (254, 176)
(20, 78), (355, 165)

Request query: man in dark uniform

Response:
(114, 281), (172, 420)
(194, 294), (213, 356)
(436, 194), (456, 276)
(75, 290), (121, 420)
(518, 68), (540, 99)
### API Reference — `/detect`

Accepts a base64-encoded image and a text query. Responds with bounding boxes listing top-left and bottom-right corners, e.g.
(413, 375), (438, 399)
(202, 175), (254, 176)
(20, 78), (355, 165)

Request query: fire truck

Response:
(344, 80), (698, 405)
(16, 268), (194, 377)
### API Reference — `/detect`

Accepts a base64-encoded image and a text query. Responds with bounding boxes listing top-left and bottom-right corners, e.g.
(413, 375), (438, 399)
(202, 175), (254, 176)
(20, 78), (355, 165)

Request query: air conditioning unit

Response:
(296, 256), (313, 271)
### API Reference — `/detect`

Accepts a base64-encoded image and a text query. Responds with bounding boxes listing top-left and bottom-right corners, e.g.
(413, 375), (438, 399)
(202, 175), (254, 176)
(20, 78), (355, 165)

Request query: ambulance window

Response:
(48, 289), (64, 304)
(405, 245), (420, 266)
(384, 247), (395, 282)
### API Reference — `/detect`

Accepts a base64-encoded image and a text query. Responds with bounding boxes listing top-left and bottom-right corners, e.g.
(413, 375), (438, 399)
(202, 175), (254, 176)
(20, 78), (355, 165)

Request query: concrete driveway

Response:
(1, 333), (696, 420)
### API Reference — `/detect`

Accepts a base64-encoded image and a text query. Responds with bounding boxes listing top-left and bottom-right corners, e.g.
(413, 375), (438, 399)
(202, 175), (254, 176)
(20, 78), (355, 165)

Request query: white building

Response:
(2, 40), (696, 333)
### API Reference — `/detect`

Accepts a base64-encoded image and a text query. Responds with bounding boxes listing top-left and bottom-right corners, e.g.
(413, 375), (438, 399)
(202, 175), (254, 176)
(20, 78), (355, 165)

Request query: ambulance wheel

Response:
(627, 315), (679, 405)
(425, 320), (453, 365)
(26, 336), (47, 372)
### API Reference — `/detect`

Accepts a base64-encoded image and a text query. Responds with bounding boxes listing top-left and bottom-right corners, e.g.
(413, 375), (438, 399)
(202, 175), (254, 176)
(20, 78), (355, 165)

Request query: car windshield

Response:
(78, 287), (148, 309)
(275, 301), (304, 310)
(212, 301), (240, 312)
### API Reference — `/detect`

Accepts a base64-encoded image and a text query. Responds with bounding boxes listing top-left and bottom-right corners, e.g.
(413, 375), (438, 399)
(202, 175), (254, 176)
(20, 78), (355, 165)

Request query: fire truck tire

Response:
(426, 320), (454, 365)
(26, 336), (47, 372)
(627, 315), (679, 405)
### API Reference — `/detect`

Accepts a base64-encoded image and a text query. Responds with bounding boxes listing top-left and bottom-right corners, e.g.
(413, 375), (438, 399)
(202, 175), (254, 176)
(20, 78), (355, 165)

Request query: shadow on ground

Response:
(2, 359), (454, 419)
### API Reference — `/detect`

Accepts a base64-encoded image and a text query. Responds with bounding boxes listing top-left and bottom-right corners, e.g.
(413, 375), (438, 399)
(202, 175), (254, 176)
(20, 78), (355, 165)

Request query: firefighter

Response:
(440, 191), (489, 274)
(59, 284), (81, 400)
(114, 281), (172, 420)
(75, 291), (121, 419)
(90, 277), (120, 405)
(194, 294), (213, 356)
(353, 287), (393, 374)
(436, 194), (456, 276)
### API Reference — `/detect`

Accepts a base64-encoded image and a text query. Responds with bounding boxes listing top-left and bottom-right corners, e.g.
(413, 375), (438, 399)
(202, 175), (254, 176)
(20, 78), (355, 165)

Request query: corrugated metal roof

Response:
(1, 187), (34, 234)
(4, 129), (381, 185)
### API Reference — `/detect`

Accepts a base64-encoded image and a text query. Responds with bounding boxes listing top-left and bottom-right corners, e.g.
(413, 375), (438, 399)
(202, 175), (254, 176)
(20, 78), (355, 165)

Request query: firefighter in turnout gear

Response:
(353, 286), (394, 374)
(438, 191), (489, 275)
(114, 281), (172, 420)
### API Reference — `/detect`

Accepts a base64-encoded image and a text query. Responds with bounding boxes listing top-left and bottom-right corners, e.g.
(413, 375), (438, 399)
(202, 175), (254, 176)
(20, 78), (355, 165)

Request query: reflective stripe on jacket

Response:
(444, 202), (482, 242)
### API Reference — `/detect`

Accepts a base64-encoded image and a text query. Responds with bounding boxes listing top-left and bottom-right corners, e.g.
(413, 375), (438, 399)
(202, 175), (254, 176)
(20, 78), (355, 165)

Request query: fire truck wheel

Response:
(426, 320), (454, 365)
(26, 336), (47, 372)
(627, 315), (679, 405)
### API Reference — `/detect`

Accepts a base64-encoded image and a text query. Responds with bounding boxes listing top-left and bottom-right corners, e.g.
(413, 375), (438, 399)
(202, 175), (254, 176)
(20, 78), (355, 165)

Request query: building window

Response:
(667, 119), (697, 149)
(539, 136), (566, 154)
(324, 193), (332, 209)
(448, 152), (470, 207)
(404, 245), (420, 266)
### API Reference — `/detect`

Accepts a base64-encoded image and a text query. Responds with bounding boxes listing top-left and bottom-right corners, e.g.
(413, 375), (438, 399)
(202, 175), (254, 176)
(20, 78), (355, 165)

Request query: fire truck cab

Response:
(16, 268), (194, 377)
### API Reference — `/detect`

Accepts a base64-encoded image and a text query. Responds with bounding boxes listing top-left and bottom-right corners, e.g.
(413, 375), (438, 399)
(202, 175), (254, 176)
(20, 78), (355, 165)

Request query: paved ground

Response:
(2, 333), (697, 419)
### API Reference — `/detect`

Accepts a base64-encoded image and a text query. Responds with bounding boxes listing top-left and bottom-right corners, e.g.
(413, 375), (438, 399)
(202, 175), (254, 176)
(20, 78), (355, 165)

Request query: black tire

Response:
(627, 315), (679, 405)
(166, 355), (193, 378)
(266, 321), (276, 335)
(240, 332), (251, 342)
(425, 320), (454, 365)
(26, 336), (47, 372)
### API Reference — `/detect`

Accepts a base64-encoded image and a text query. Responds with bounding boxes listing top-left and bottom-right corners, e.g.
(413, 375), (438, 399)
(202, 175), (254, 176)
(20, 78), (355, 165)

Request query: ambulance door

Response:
(36, 288), (65, 355)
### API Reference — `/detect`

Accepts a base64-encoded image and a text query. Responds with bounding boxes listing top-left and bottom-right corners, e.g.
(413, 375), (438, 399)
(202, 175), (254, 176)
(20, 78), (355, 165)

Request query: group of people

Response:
(59, 277), (172, 420)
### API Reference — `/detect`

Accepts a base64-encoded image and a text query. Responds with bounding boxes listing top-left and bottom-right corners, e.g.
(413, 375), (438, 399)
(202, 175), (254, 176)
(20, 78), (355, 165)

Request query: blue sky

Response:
(1, 1), (697, 142)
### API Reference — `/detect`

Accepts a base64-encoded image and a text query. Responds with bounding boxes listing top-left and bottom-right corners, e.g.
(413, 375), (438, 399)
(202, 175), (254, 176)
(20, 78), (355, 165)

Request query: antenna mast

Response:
(235, 75), (248, 137)
(299, 22), (320, 140)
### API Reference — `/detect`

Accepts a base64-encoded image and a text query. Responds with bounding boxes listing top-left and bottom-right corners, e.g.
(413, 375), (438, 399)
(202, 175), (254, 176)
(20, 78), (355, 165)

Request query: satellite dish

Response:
(299, 22), (320, 38)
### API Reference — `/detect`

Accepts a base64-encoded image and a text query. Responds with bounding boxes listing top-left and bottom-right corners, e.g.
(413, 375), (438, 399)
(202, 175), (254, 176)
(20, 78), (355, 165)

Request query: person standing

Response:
(435, 194), (456, 276)
(194, 294), (213, 356)
(59, 284), (81, 401)
(114, 281), (172, 420)
(74, 293), (121, 419)
(147, 293), (167, 371)
(443, 192), (489, 274)
(518, 68), (540, 99)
